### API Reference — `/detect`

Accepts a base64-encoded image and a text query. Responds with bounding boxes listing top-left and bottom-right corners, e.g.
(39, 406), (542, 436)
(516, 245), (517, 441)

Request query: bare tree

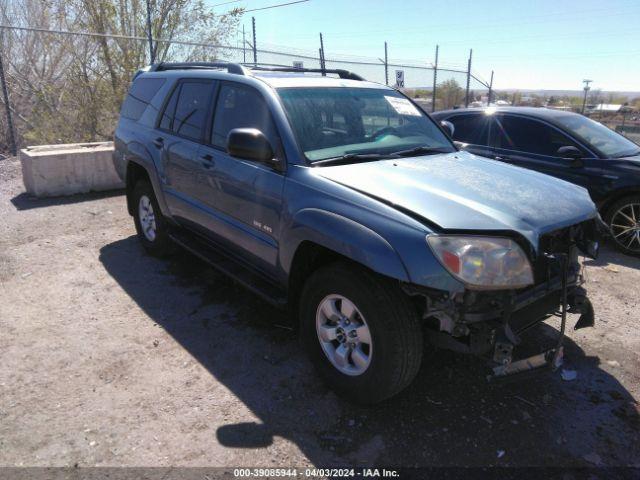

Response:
(0, 0), (242, 149)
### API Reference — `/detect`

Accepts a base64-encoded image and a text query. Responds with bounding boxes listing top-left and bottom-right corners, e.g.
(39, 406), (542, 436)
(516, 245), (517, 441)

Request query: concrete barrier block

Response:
(19, 142), (124, 197)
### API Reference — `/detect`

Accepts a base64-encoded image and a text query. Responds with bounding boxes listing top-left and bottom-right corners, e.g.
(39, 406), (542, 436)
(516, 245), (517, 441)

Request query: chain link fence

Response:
(0, 23), (491, 155)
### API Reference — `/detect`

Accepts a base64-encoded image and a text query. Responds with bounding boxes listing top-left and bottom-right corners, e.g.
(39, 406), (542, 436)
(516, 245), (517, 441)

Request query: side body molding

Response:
(281, 208), (410, 282)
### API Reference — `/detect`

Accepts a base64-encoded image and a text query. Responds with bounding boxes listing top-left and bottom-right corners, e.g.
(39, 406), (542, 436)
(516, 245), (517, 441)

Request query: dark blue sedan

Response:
(433, 107), (640, 255)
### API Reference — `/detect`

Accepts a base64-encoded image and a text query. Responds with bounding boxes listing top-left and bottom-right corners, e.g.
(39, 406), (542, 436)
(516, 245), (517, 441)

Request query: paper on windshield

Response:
(384, 96), (421, 116)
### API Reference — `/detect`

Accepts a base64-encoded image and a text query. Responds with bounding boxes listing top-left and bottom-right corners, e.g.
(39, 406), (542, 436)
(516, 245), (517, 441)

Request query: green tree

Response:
(437, 78), (463, 110)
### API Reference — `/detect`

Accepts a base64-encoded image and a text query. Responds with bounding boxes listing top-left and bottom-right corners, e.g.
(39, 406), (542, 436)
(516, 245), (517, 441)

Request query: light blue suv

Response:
(114, 62), (602, 403)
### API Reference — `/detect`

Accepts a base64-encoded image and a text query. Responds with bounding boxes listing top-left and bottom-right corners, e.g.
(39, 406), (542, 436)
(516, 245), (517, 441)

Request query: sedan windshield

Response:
(277, 87), (455, 162)
(555, 114), (640, 158)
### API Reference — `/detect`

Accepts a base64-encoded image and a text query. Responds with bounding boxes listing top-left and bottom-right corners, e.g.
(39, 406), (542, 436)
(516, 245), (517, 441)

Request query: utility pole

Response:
(384, 42), (389, 86)
(242, 24), (246, 63)
(487, 70), (494, 107)
(432, 44), (438, 112)
(0, 30), (16, 156)
(581, 79), (592, 115)
(252, 17), (257, 64)
(319, 33), (326, 75)
(145, 0), (155, 64)
(465, 48), (472, 108)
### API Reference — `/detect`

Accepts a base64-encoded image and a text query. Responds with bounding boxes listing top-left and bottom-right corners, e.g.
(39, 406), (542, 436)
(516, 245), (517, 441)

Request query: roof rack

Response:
(149, 62), (247, 75)
(143, 61), (365, 81)
(246, 64), (365, 81)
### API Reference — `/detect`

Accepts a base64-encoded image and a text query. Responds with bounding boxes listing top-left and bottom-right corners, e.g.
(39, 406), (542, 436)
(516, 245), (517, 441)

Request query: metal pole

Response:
(145, 0), (155, 64)
(252, 17), (257, 64)
(487, 70), (494, 107)
(581, 79), (592, 115)
(432, 44), (438, 112)
(242, 24), (246, 63)
(319, 33), (326, 75)
(465, 48), (472, 108)
(0, 30), (16, 156)
(384, 41), (388, 86)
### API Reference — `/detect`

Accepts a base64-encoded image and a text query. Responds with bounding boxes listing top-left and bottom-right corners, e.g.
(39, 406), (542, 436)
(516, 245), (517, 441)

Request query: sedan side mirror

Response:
(557, 146), (584, 167)
(557, 145), (582, 159)
(227, 128), (276, 165)
(440, 120), (455, 138)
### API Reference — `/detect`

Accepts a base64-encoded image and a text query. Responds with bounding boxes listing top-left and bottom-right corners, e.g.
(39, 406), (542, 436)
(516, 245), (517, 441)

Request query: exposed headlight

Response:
(427, 235), (534, 290)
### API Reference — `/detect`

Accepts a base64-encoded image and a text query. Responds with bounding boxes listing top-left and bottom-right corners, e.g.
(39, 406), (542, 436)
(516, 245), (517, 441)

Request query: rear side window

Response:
(447, 114), (490, 145)
(211, 84), (277, 148)
(121, 78), (165, 121)
(172, 82), (213, 141)
(494, 115), (580, 157)
(158, 81), (213, 141)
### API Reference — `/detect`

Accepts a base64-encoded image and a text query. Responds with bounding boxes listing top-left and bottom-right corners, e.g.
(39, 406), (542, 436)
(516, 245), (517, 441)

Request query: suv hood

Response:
(316, 151), (597, 250)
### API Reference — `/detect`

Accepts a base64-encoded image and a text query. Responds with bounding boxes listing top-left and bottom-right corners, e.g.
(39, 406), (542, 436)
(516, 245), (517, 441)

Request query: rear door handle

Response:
(153, 137), (164, 149)
(200, 153), (215, 168)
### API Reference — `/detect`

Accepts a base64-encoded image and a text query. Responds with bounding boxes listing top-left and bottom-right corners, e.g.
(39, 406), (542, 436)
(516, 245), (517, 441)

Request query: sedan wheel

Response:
(610, 201), (640, 254)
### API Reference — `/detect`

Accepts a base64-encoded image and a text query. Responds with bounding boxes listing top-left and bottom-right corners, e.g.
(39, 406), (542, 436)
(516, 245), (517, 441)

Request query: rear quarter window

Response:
(120, 78), (166, 121)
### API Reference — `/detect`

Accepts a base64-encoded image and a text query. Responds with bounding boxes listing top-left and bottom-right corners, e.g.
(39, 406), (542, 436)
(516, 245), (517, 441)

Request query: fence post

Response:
(465, 48), (472, 108)
(0, 29), (17, 156)
(145, 0), (155, 63)
(384, 42), (389, 85)
(252, 17), (257, 64)
(487, 70), (494, 106)
(432, 44), (438, 112)
(242, 24), (246, 63)
(319, 33), (326, 75)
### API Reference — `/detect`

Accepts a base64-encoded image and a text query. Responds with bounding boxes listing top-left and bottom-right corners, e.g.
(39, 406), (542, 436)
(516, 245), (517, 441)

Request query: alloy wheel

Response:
(610, 202), (640, 253)
(315, 294), (372, 376)
(138, 195), (157, 242)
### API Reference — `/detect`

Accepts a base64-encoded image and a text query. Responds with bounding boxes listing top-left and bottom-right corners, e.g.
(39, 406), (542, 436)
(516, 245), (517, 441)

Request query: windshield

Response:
(277, 87), (455, 162)
(555, 114), (640, 158)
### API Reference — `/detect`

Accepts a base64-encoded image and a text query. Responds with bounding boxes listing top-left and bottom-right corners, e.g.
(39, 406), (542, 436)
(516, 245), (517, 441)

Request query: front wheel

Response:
(299, 263), (423, 404)
(606, 195), (640, 256)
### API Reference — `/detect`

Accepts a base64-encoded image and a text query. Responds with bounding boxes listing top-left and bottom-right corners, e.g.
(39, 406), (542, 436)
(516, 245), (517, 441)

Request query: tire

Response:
(131, 180), (173, 257)
(605, 195), (640, 256)
(299, 262), (423, 404)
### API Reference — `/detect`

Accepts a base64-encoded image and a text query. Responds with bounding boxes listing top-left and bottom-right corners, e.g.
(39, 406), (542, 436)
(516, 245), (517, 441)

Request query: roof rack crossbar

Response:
(246, 65), (365, 81)
(150, 62), (246, 75)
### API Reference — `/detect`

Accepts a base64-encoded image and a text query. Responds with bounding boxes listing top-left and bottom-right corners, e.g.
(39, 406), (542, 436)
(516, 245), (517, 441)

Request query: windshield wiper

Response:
(390, 145), (453, 157)
(312, 152), (399, 167)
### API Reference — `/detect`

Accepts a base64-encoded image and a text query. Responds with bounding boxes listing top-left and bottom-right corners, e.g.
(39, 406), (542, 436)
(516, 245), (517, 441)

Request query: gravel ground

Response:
(1, 156), (639, 469)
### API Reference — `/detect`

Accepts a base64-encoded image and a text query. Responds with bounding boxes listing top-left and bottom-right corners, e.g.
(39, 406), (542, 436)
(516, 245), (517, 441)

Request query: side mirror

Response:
(227, 128), (276, 165)
(557, 146), (583, 167)
(440, 120), (455, 138)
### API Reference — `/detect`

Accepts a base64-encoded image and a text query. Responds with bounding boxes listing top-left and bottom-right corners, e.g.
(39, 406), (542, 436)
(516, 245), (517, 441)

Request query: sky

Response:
(207, 0), (640, 92)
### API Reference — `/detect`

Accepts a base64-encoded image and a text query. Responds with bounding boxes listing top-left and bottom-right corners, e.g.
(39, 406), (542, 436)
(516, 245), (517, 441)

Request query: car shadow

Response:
(584, 243), (640, 271)
(99, 237), (639, 468)
(10, 189), (124, 211)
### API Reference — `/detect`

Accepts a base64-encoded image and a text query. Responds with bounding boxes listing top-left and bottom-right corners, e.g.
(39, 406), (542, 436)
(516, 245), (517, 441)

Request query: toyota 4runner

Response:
(114, 62), (603, 403)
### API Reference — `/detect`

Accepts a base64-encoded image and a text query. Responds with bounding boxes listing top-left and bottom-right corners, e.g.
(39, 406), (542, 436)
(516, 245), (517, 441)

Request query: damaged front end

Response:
(404, 218), (604, 378)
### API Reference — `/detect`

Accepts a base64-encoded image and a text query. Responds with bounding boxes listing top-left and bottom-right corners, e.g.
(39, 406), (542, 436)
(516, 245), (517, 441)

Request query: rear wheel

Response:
(606, 195), (640, 256)
(132, 180), (173, 256)
(299, 262), (423, 404)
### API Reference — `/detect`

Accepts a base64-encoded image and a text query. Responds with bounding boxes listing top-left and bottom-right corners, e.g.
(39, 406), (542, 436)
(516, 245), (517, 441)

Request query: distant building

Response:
(588, 104), (623, 113)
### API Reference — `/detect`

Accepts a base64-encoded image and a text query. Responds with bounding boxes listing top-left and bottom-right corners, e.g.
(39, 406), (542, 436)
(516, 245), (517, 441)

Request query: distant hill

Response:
(497, 89), (640, 99)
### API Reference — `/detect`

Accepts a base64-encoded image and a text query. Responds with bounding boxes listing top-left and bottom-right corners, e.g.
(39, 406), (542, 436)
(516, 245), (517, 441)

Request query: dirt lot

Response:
(1, 156), (639, 469)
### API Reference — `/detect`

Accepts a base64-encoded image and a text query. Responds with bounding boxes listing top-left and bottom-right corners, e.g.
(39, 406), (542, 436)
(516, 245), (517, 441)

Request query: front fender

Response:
(281, 208), (410, 282)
